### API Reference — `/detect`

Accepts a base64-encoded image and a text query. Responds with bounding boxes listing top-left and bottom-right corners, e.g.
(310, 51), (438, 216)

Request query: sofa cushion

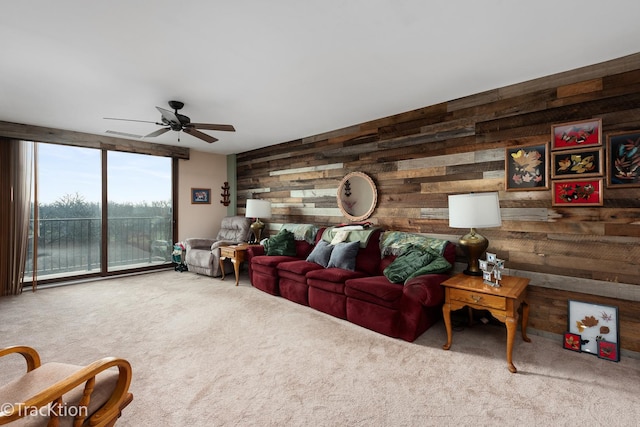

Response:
(278, 259), (324, 277)
(252, 255), (300, 270)
(345, 276), (404, 308)
(264, 229), (296, 256)
(327, 241), (360, 270)
(305, 240), (334, 267)
(306, 268), (366, 292)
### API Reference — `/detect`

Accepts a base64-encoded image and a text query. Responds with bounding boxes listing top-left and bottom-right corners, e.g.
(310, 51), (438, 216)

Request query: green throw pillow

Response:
(264, 229), (296, 256)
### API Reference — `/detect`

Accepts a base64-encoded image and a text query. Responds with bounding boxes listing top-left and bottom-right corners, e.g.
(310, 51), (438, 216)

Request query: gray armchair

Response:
(185, 216), (252, 277)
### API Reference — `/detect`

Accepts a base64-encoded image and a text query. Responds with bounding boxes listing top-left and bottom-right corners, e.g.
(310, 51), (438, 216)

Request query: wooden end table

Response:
(219, 244), (260, 286)
(441, 273), (531, 373)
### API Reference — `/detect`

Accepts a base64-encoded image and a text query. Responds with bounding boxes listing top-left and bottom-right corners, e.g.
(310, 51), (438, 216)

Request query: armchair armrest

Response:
(403, 273), (449, 307)
(185, 238), (217, 251)
(0, 345), (41, 372)
(246, 245), (265, 257)
(0, 346), (133, 426)
(210, 240), (237, 251)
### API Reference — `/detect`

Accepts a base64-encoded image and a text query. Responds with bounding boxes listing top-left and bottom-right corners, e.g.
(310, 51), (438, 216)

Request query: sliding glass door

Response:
(25, 143), (174, 283)
(25, 144), (102, 280)
(107, 151), (173, 271)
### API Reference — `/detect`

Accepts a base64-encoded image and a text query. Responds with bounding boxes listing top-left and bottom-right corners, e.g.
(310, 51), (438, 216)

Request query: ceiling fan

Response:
(105, 100), (235, 143)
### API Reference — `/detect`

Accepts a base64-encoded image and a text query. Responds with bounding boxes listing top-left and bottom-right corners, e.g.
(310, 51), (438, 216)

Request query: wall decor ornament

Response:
(551, 147), (603, 179)
(220, 182), (231, 206)
(505, 143), (549, 191)
(551, 118), (602, 151)
(567, 300), (619, 361)
(551, 179), (603, 206)
(606, 130), (640, 188)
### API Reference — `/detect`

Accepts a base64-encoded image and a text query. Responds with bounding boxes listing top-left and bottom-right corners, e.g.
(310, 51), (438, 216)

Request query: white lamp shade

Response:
(448, 192), (502, 228)
(245, 199), (272, 219)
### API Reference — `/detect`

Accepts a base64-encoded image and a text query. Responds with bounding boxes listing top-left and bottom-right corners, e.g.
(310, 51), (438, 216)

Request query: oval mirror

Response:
(337, 172), (378, 222)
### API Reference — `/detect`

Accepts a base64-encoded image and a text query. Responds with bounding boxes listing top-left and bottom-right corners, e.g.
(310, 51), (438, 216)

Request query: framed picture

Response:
(552, 179), (603, 206)
(563, 332), (582, 352)
(567, 300), (619, 356)
(191, 188), (211, 204)
(551, 118), (601, 150)
(550, 147), (603, 179)
(597, 340), (620, 362)
(606, 130), (640, 188)
(505, 143), (549, 191)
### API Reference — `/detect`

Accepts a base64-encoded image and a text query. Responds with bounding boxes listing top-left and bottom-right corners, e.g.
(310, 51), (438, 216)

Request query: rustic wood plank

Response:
(557, 78), (603, 98)
(236, 53), (640, 354)
(0, 120), (189, 159)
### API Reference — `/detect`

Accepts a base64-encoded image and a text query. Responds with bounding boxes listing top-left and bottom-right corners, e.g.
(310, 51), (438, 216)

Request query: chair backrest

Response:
(216, 216), (252, 242)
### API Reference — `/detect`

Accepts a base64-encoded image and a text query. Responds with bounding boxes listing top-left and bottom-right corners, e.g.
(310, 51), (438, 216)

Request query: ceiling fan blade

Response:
(183, 127), (218, 143)
(104, 117), (159, 124)
(188, 123), (236, 132)
(156, 106), (180, 124)
(145, 127), (171, 138)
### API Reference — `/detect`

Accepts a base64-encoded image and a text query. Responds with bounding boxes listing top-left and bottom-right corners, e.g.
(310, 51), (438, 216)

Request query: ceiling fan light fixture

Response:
(104, 100), (235, 144)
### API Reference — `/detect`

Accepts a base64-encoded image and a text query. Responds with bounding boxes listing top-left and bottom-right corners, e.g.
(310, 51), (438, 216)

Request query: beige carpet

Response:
(1, 270), (639, 426)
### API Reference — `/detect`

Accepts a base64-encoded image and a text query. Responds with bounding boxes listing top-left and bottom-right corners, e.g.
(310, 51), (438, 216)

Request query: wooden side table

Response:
(219, 244), (260, 286)
(441, 273), (531, 373)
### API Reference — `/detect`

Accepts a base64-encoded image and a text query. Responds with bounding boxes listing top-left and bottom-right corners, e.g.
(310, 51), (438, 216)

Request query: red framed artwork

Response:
(597, 340), (619, 362)
(563, 332), (582, 352)
(551, 119), (602, 151)
(552, 179), (603, 206)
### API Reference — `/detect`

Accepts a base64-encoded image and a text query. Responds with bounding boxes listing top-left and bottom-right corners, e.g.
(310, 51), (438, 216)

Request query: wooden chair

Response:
(0, 346), (132, 426)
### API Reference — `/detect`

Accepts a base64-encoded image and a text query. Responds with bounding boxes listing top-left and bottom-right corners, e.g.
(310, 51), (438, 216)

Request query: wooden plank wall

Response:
(236, 53), (640, 353)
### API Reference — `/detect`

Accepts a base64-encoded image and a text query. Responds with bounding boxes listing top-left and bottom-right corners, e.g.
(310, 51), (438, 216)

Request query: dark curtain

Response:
(0, 139), (34, 295)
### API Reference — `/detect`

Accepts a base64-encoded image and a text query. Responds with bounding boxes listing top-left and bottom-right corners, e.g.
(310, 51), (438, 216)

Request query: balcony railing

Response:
(25, 217), (173, 279)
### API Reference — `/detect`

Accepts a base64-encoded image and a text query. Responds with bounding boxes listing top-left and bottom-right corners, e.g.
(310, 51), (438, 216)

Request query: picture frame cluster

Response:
(505, 117), (640, 206)
(563, 300), (619, 362)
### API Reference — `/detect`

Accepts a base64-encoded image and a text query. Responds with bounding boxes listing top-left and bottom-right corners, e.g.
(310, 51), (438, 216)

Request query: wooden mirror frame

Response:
(336, 171), (378, 222)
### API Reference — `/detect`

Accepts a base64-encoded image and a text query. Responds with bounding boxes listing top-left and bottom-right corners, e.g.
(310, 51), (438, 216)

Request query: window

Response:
(107, 151), (173, 271)
(25, 143), (174, 283)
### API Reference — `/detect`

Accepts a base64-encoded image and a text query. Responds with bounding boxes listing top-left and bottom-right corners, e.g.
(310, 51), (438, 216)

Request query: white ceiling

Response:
(1, 1), (639, 155)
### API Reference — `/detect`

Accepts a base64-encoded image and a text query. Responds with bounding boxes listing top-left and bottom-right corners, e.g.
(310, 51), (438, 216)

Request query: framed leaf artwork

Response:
(550, 147), (603, 179)
(568, 300), (619, 360)
(563, 332), (582, 352)
(551, 118), (601, 150)
(606, 130), (640, 188)
(505, 143), (548, 191)
(552, 179), (603, 206)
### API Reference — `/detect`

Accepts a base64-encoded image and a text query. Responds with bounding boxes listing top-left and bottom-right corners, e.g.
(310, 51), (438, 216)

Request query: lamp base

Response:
(250, 219), (265, 244)
(459, 228), (488, 276)
(463, 268), (484, 277)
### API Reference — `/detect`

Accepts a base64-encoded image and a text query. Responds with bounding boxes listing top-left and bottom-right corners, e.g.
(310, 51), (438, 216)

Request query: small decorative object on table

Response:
(478, 252), (505, 287)
(172, 242), (188, 272)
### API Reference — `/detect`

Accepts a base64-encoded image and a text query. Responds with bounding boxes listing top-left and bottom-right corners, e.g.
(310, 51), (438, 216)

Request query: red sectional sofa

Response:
(246, 225), (456, 342)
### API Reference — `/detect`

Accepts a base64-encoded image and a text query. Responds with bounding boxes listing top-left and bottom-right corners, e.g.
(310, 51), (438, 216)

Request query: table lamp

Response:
(448, 192), (502, 276)
(245, 199), (272, 243)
